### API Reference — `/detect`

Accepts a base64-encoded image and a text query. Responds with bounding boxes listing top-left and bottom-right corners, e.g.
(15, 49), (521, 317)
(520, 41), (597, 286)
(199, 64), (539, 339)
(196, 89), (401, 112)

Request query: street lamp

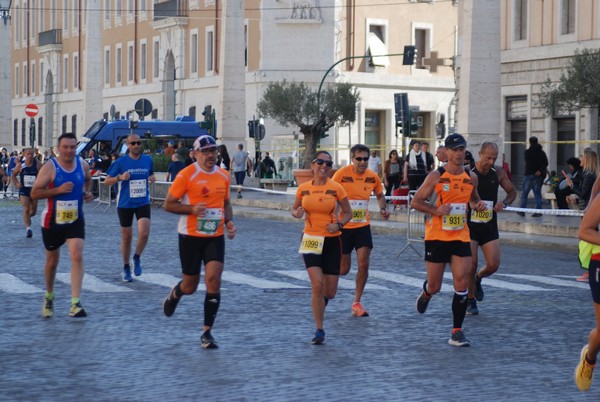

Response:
(0, 0), (12, 25)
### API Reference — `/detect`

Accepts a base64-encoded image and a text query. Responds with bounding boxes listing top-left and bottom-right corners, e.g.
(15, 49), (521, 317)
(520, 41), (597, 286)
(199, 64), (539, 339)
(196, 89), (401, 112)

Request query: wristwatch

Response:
(502, 201), (509, 208)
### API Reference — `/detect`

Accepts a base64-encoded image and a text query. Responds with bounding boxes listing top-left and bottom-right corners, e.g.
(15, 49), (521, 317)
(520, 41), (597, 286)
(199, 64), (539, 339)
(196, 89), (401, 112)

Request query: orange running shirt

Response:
(425, 167), (473, 242)
(168, 163), (231, 237)
(296, 178), (348, 237)
(332, 164), (383, 229)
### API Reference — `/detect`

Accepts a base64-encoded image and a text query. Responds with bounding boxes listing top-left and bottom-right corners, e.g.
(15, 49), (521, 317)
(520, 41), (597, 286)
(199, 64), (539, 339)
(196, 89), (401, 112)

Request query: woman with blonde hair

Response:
(566, 149), (599, 210)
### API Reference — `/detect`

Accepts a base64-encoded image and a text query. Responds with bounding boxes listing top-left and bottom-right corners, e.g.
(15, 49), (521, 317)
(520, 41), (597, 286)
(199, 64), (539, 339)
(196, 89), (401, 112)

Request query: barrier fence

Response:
(397, 191), (426, 257)
(92, 175), (113, 212)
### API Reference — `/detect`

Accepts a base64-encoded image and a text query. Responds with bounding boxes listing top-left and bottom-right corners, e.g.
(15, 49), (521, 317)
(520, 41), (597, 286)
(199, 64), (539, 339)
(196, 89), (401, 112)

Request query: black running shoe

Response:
(466, 299), (479, 315)
(69, 301), (87, 318)
(416, 291), (431, 314)
(163, 289), (180, 317)
(201, 330), (219, 349)
(448, 330), (470, 347)
(26, 229), (32, 238)
(516, 212), (525, 217)
(311, 329), (325, 345)
(475, 275), (484, 301)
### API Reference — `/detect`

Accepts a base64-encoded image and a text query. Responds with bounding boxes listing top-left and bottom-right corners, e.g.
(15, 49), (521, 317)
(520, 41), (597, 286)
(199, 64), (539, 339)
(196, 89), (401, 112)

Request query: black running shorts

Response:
(341, 225), (373, 254)
(468, 220), (499, 245)
(589, 255), (600, 304)
(42, 218), (85, 251)
(424, 240), (471, 263)
(178, 234), (225, 275)
(117, 204), (151, 227)
(302, 235), (341, 275)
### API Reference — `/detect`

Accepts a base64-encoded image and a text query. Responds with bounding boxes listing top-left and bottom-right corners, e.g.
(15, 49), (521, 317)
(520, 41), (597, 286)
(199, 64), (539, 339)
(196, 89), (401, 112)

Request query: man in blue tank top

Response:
(105, 134), (156, 282)
(466, 142), (517, 315)
(11, 148), (42, 238)
(31, 133), (94, 319)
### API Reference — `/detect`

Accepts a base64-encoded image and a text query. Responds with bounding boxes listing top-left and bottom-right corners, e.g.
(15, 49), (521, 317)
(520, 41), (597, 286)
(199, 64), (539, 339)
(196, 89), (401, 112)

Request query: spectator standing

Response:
(176, 141), (191, 165)
(435, 145), (447, 166)
(166, 153), (186, 182)
(263, 152), (277, 178)
(421, 142), (435, 173)
(383, 150), (403, 198)
(517, 136), (548, 217)
(367, 150), (382, 176)
(404, 140), (428, 190)
(217, 144), (231, 171)
(164, 141), (176, 158)
(230, 143), (252, 199)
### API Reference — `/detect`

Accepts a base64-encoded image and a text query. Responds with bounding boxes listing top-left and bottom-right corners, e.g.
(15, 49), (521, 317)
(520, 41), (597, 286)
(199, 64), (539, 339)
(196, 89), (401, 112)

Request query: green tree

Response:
(257, 80), (360, 169)
(539, 49), (600, 115)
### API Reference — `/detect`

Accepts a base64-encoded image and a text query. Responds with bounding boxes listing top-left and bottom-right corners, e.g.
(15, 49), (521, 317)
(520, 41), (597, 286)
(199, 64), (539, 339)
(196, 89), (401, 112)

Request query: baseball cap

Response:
(445, 133), (467, 149)
(193, 135), (217, 151)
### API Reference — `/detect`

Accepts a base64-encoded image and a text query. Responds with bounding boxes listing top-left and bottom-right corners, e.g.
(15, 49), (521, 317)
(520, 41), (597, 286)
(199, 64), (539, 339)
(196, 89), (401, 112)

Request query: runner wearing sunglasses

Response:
(332, 144), (389, 317)
(291, 151), (352, 345)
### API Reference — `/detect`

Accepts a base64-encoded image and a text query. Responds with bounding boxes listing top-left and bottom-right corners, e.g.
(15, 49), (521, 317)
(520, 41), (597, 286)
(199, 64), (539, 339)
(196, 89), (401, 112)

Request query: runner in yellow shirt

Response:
(291, 151), (352, 345)
(332, 144), (389, 317)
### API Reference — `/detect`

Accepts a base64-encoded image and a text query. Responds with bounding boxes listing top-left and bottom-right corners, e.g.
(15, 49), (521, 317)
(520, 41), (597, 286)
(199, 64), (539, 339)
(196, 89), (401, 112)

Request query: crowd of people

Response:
(4, 132), (600, 392)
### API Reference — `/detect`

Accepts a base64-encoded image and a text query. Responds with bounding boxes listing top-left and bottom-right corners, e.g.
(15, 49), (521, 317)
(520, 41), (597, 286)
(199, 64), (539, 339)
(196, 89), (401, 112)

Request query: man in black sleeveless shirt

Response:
(466, 142), (517, 315)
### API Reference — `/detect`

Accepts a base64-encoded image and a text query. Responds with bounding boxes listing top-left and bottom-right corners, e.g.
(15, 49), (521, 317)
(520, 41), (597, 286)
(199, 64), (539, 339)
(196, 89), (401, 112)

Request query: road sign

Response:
(25, 103), (39, 118)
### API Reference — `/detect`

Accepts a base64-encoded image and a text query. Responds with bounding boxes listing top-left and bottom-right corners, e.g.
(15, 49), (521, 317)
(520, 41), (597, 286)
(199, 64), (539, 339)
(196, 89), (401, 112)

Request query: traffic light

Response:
(200, 105), (214, 136)
(29, 119), (36, 148)
(248, 119), (259, 138)
(402, 45), (418, 66)
(394, 93), (409, 129)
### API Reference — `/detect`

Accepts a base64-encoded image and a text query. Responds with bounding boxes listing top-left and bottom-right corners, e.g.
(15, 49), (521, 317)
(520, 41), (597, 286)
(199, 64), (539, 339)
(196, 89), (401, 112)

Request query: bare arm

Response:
(469, 173), (485, 211)
(579, 195), (600, 245)
(375, 189), (390, 220)
(495, 166), (517, 212)
(82, 159), (94, 202)
(11, 164), (21, 189)
(411, 170), (448, 216)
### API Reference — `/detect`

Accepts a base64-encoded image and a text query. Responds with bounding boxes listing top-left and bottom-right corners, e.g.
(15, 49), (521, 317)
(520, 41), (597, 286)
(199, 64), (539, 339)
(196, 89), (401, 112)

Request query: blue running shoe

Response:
(133, 256), (142, 276)
(311, 329), (325, 345)
(123, 267), (133, 282)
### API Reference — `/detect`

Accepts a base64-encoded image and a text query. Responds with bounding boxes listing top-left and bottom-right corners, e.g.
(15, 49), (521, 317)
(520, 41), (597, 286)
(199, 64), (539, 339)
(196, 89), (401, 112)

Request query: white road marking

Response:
(369, 270), (452, 292)
(496, 273), (589, 289)
(273, 270), (389, 290)
(442, 272), (553, 291)
(134, 273), (197, 289)
(223, 271), (304, 289)
(0, 273), (42, 294)
(56, 273), (133, 293)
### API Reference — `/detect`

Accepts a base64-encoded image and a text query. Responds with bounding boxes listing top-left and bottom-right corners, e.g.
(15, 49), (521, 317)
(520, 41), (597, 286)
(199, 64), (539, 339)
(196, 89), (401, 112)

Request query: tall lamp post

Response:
(0, 0), (12, 148)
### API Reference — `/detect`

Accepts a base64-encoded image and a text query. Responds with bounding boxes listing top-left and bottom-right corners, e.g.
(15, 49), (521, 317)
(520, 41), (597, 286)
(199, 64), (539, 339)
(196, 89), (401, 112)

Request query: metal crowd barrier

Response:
(150, 180), (172, 208)
(92, 175), (113, 212)
(397, 190), (426, 257)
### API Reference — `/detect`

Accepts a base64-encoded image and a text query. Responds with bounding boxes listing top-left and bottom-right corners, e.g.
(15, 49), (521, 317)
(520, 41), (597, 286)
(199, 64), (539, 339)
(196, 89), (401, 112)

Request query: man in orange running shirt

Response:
(332, 144), (389, 317)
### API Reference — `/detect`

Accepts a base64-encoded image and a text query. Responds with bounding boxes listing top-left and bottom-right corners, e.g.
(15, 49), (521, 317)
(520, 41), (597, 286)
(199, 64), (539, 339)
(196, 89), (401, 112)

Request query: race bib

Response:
(23, 175), (36, 187)
(471, 200), (494, 224)
(298, 234), (325, 255)
(442, 203), (466, 231)
(196, 208), (223, 235)
(129, 179), (147, 198)
(56, 200), (78, 225)
(350, 199), (368, 223)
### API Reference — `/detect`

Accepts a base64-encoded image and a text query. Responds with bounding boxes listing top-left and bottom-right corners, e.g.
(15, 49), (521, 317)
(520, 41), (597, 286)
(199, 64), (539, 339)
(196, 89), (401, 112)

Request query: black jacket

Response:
(524, 144), (548, 175)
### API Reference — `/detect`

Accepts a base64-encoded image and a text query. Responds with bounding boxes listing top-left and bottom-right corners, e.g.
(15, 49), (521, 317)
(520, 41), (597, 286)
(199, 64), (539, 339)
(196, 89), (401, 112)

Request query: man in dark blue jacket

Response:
(518, 136), (548, 217)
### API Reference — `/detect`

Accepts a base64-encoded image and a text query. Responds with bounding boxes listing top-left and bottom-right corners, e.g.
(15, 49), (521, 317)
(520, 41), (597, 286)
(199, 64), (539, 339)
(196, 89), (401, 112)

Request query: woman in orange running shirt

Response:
(291, 151), (352, 345)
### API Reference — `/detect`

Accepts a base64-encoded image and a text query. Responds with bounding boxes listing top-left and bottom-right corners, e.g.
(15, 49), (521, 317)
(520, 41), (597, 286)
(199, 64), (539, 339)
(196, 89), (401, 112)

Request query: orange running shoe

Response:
(351, 302), (369, 317)
(577, 271), (590, 282)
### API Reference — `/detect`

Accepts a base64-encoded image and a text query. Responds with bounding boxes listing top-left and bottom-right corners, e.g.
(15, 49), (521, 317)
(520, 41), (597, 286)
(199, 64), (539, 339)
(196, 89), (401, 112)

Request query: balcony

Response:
(37, 29), (62, 53)
(153, 0), (188, 20)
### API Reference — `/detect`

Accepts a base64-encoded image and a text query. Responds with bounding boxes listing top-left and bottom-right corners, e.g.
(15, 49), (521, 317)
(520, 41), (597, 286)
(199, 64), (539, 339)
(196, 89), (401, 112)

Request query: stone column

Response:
(82, 0), (103, 133)
(0, 17), (12, 148)
(218, 0), (246, 151)
(456, 0), (501, 152)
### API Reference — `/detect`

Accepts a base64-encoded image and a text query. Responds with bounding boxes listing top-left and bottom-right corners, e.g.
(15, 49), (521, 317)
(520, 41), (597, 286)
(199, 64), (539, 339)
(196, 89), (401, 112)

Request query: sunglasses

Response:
(129, 141), (142, 146)
(200, 148), (218, 154)
(354, 157), (370, 162)
(313, 158), (333, 167)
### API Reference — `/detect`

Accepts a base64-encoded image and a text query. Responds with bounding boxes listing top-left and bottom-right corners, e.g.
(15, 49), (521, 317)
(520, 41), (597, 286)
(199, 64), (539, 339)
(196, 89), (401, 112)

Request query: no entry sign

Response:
(25, 103), (39, 118)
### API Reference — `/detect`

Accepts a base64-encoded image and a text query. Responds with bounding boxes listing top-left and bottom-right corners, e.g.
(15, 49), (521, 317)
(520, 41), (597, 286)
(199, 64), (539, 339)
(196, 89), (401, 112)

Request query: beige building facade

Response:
(5, 0), (459, 175)
(501, 0), (600, 185)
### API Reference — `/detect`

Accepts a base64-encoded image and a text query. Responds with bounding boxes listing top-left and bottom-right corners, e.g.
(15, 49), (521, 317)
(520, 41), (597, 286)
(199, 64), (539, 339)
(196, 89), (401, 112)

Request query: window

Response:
(73, 0), (79, 30)
(63, 56), (69, 91)
(40, 61), (45, 93)
(116, 0), (122, 21)
(244, 23), (248, 67)
(153, 38), (160, 79)
(13, 119), (18, 146)
(23, 64), (28, 96)
(31, 0), (37, 44)
(514, 0), (527, 41)
(38, 117), (43, 146)
(14, 6), (19, 44)
(22, 119), (26, 146)
(105, 0), (111, 22)
(72, 115), (77, 136)
(51, 0), (57, 29)
(140, 42), (147, 80)
(73, 54), (79, 90)
(415, 28), (429, 69)
(31, 62), (36, 95)
(139, 0), (146, 12)
(104, 48), (111, 85)
(128, 43), (134, 82)
(15, 65), (19, 97)
(367, 24), (388, 67)
(561, 0), (576, 35)
(128, 0), (135, 16)
(116, 46), (122, 84)
(39, 0), (45, 32)
(62, 115), (67, 134)
(206, 28), (214, 73)
(63, 0), (68, 32)
(191, 32), (198, 74)
(21, 2), (27, 44)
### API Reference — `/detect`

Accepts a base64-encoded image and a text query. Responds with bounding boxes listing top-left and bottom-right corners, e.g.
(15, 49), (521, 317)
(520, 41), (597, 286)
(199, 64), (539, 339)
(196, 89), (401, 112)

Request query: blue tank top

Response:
(20, 161), (39, 188)
(41, 157), (85, 228)
(106, 154), (154, 208)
